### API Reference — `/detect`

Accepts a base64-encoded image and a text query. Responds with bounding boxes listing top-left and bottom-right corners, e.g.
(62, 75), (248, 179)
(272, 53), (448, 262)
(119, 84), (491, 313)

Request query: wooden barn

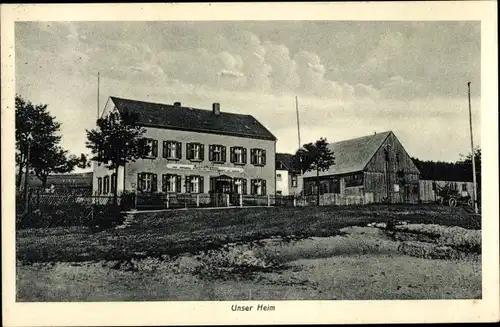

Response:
(19, 172), (93, 194)
(302, 131), (420, 205)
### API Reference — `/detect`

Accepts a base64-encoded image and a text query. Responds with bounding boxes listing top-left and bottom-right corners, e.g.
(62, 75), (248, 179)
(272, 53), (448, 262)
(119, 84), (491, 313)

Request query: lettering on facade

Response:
(166, 163), (244, 173)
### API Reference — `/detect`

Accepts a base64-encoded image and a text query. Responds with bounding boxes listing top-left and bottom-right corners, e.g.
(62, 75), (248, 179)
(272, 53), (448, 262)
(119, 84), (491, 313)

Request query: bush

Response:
(86, 204), (124, 231)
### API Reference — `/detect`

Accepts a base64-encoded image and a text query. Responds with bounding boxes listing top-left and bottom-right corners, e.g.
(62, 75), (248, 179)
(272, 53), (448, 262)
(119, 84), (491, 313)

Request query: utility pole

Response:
(467, 82), (478, 214)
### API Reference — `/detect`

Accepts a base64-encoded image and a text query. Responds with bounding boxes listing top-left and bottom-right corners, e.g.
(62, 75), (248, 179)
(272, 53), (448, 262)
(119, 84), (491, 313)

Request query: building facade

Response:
(93, 97), (277, 203)
(275, 153), (301, 196)
(302, 131), (420, 204)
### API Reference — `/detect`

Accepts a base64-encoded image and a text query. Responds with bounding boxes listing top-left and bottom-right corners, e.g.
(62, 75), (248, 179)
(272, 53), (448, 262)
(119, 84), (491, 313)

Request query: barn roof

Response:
(110, 97), (277, 141)
(20, 172), (93, 187)
(276, 153), (301, 173)
(303, 131), (392, 177)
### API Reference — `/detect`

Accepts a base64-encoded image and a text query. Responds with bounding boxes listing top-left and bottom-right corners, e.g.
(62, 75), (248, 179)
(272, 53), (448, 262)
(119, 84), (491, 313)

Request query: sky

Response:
(15, 21), (481, 172)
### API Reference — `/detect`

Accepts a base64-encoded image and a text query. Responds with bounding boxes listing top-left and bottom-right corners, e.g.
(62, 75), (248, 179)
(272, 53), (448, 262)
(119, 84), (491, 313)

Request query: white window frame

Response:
(190, 176), (200, 193)
(168, 175), (178, 192)
(143, 173), (153, 192)
(190, 143), (201, 160)
(234, 178), (243, 194)
(167, 142), (177, 159)
(291, 175), (298, 187)
(255, 149), (265, 165)
(212, 145), (222, 162)
(234, 147), (243, 164)
(145, 139), (155, 157)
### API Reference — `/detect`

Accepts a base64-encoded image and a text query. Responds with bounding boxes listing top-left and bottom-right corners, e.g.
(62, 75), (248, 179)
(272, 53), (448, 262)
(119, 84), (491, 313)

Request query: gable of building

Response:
(276, 153), (301, 173)
(365, 132), (420, 174)
(108, 96), (277, 141)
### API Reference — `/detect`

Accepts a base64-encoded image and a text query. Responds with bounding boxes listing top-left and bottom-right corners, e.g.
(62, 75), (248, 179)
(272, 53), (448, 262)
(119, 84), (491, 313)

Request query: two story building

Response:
(275, 153), (301, 196)
(93, 97), (277, 204)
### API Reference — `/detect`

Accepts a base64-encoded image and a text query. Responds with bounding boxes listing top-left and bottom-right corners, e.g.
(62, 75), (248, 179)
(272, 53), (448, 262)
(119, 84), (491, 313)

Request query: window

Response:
(187, 143), (204, 161)
(344, 172), (364, 187)
(250, 148), (266, 166)
(186, 175), (204, 193)
(230, 147), (247, 165)
(462, 183), (468, 192)
(110, 173), (116, 193)
(291, 175), (298, 187)
(103, 175), (110, 194)
(163, 141), (182, 160)
(276, 190), (282, 195)
(209, 145), (226, 163)
(251, 179), (267, 195)
(97, 177), (103, 194)
(143, 139), (158, 158)
(137, 173), (157, 192)
(162, 174), (181, 193)
(276, 173), (282, 181)
(233, 178), (247, 194)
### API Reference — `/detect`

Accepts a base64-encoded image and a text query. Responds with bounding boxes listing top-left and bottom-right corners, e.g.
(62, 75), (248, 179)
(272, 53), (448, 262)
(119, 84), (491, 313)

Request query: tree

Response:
(15, 95), (89, 189)
(296, 137), (335, 206)
(15, 95), (61, 189)
(30, 147), (90, 188)
(86, 110), (150, 205)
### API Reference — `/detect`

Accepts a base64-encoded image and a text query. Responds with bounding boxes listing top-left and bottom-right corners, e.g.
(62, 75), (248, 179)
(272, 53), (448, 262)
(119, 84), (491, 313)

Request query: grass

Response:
(17, 204), (480, 263)
(17, 226), (482, 301)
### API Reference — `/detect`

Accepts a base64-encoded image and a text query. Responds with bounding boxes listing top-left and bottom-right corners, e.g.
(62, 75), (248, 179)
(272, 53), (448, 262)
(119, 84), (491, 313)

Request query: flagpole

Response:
(296, 96), (304, 197)
(467, 82), (478, 214)
(97, 71), (100, 120)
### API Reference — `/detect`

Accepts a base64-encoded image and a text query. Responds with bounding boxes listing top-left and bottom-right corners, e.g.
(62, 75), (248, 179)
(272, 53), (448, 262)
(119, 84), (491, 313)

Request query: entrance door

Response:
(210, 175), (233, 206)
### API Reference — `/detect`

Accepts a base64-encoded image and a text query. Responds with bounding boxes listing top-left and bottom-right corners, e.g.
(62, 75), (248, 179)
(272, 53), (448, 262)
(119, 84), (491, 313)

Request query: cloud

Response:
(217, 69), (245, 78)
(379, 76), (425, 100)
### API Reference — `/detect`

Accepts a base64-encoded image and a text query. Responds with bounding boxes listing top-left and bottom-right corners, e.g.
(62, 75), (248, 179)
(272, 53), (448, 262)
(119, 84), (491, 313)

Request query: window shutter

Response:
(199, 176), (204, 193)
(262, 150), (266, 165)
(153, 140), (158, 157)
(162, 141), (167, 158)
(152, 174), (158, 192)
(176, 142), (182, 159)
(162, 174), (167, 192)
(186, 143), (191, 160)
(230, 147), (235, 163)
(185, 176), (191, 193)
(176, 175), (181, 193)
(221, 146), (226, 162)
(137, 173), (142, 191)
(242, 148), (247, 164)
(250, 179), (255, 195)
(262, 180), (267, 195)
(250, 149), (255, 164)
(209, 145), (214, 161)
(200, 144), (205, 160)
(243, 179), (247, 195)
(98, 178), (102, 194)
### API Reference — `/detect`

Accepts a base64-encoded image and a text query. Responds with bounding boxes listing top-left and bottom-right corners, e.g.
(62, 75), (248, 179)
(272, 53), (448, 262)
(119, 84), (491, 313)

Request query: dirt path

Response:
(17, 226), (481, 301)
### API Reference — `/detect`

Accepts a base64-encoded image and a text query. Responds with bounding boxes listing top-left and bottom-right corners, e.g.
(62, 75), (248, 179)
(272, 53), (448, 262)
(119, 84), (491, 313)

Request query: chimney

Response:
(174, 102), (181, 107)
(212, 102), (221, 116)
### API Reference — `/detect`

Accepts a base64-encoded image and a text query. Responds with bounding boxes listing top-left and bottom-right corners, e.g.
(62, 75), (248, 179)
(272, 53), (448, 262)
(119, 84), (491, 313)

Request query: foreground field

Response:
(17, 204), (480, 263)
(16, 205), (481, 301)
(17, 226), (481, 301)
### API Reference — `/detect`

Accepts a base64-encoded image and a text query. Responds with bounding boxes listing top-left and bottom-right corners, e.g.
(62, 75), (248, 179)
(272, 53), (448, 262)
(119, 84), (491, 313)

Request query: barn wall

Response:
(419, 180), (476, 203)
(364, 133), (420, 204)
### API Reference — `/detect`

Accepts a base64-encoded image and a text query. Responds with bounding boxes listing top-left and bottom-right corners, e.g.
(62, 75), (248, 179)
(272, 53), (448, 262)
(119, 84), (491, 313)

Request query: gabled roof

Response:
(303, 131), (392, 177)
(276, 153), (301, 173)
(109, 96), (277, 141)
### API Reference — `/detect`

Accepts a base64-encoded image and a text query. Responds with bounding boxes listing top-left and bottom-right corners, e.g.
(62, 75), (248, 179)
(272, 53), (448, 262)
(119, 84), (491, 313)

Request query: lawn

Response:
(16, 204), (480, 263)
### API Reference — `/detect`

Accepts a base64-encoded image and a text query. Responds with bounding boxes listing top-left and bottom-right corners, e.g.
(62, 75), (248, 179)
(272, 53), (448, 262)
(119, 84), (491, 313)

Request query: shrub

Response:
(86, 204), (124, 231)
